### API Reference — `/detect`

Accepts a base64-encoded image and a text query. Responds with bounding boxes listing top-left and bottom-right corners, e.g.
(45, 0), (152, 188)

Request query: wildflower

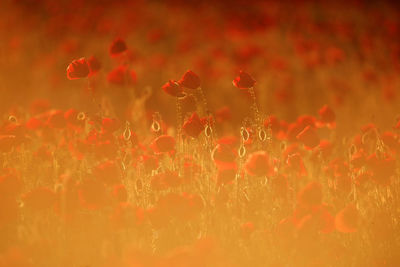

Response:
(297, 181), (323, 208)
(318, 105), (336, 124)
(66, 57), (89, 80)
(182, 112), (205, 138)
(244, 151), (271, 176)
(179, 70), (201, 89)
(296, 125), (320, 149)
(151, 135), (176, 154)
(162, 80), (185, 97)
(232, 70), (256, 89)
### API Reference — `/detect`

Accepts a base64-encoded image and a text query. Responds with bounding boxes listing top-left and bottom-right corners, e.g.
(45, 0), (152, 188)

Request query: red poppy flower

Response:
(109, 38), (127, 56)
(179, 70), (201, 89)
(182, 112), (205, 138)
(286, 152), (307, 177)
(297, 181), (323, 208)
(140, 155), (159, 171)
(232, 70), (256, 89)
(102, 117), (121, 133)
(150, 135), (176, 154)
(318, 105), (335, 124)
(244, 151), (271, 176)
(335, 204), (359, 233)
(162, 80), (185, 97)
(212, 144), (237, 169)
(66, 57), (89, 80)
(296, 125), (320, 149)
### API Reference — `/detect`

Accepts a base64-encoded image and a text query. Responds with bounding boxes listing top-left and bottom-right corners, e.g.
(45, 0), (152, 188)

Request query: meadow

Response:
(0, 0), (400, 266)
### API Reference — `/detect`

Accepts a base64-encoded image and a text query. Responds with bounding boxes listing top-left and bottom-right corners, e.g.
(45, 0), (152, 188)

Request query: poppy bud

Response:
(66, 58), (89, 80)
(318, 105), (335, 123)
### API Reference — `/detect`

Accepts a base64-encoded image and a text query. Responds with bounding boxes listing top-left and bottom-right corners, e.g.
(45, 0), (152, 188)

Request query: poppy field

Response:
(1, 0), (400, 266)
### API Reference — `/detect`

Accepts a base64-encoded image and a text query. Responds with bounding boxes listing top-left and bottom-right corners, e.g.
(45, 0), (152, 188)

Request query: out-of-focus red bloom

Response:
(350, 149), (367, 169)
(22, 187), (57, 212)
(180, 94), (197, 115)
(335, 204), (359, 233)
(107, 65), (136, 86)
(297, 181), (323, 208)
(286, 153), (307, 177)
(215, 106), (231, 123)
(296, 125), (320, 149)
(87, 55), (102, 74)
(102, 117), (121, 133)
(182, 112), (205, 138)
(140, 155), (159, 172)
(179, 70), (201, 89)
(162, 80), (185, 97)
(312, 140), (333, 161)
(47, 110), (66, 129)
(150, 135), (176, 154)
(212, 144), (237, 169)
(294, 204), (335, 235)
(66, 58), (89, 80)
(244, 151), (271, 176)
(25, 117), (43, 130)
(232, 71), (256, 89)
(109, 38), (127, 56)
(318, 105), (336, 124)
